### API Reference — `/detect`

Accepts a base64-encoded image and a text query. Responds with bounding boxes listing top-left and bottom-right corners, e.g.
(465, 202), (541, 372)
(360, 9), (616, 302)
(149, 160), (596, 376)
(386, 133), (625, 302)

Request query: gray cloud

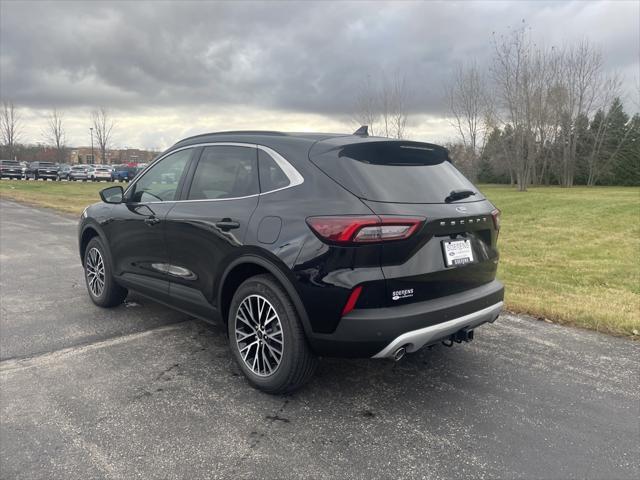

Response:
(1, 0), (639, 118)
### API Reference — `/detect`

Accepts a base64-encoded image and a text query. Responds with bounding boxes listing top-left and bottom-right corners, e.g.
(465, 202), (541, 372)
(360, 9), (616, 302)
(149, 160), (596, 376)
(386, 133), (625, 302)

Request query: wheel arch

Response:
(218, 255), (312, 337)
(78, 222), (111, 263)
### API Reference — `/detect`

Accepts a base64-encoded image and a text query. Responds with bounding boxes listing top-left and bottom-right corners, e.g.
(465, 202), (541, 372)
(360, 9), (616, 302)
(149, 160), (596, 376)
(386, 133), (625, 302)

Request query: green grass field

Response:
(1, 179), (638, 337)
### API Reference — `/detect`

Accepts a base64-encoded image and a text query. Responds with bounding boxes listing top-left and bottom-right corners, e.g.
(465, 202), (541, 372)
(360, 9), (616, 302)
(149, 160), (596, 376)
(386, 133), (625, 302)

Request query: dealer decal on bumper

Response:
(392, 288), (414, 301)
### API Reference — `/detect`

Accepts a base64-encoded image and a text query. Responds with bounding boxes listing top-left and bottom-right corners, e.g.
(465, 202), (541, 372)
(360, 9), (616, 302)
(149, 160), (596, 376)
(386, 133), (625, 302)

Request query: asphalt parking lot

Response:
(0, 199), (638, 480)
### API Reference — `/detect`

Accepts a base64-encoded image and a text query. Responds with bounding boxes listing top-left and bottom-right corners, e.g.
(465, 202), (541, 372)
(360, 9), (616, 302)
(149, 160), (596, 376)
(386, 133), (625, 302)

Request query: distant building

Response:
(69, 147), (158, 165)
(109, 148), (158, 165)
(69, 147), (97, 164)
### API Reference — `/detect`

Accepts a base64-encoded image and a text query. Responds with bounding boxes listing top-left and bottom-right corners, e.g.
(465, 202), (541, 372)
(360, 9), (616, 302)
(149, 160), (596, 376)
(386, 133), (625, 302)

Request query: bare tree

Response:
(387, 75), (409, 139)
(378, 74), (409, 138)
(490, 25), (539, 191)
(43, 108), (66, 163)
(353, 73), (410, 139)
(91, 107), (115, 164)
(0, 100), (21, 159)
(447, 62), (490, 179)
(583, 76), (623, 185)
(353, 76), (379, 136)
(556, 41), (606, 186)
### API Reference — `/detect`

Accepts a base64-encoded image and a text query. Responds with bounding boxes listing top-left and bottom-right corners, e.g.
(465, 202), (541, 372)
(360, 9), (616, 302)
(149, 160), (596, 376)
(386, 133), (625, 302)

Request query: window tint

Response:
(258, 149), (290, 192)
(187, 146), (258, 200)
(129, 149), (191, 202)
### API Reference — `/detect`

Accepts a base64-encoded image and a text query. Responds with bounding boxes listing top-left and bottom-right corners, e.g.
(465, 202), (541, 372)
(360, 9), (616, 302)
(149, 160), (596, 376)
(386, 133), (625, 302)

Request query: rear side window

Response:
(258, 149), (290, 192)
(187, 146), (258, 200)
(310, 141), (482, 204)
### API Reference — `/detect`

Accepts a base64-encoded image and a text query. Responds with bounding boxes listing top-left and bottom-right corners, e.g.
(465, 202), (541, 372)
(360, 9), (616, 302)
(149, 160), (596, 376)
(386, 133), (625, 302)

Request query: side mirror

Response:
(99, 185), (124, 204)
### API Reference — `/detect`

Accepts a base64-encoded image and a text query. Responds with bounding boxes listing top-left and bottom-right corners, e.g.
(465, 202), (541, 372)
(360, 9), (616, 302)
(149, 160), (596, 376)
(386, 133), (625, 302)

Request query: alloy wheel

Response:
(235, 294), (284, 377)
(85, 247), (105, 297)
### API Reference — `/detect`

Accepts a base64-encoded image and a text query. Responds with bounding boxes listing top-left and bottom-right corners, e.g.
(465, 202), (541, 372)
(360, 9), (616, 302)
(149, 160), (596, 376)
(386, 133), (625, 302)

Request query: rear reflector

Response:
(342, 285), (363, 316)
(306, 215), (424, 244)
(491, 209), (501, 231)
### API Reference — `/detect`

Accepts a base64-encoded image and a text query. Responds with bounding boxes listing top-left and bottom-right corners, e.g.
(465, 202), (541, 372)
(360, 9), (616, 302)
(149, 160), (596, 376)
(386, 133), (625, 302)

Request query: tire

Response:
(83, 236), (127, 308)
(227, 274), (317, 394)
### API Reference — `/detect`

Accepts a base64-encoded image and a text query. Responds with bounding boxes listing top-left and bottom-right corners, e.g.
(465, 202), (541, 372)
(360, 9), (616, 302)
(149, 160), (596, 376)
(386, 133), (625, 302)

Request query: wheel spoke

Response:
(236, 330), (255, 342)
(264, 311), (278, 327)
(261, 345), (271, 374)
(264, 341), (282, 359)
(265, 332), (282, 344)
(236, 311), (256, 331)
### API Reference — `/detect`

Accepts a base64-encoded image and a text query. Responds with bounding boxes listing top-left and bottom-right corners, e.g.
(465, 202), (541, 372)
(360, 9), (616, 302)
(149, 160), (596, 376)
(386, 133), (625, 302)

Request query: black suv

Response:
(78, 130), (503, 393)
(26, 161), (59, 180)
(0, 160), (23, 179)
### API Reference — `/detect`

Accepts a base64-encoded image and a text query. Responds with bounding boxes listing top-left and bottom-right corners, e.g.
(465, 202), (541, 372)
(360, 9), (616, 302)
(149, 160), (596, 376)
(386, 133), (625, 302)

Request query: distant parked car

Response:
(0, 160), (23, 179)
(69, 165), (90, 181)
(57, 164), (72, 180)
(111, 164), (135, 182)
(25, 161), (59, 180)
(88, 165), (114, 182)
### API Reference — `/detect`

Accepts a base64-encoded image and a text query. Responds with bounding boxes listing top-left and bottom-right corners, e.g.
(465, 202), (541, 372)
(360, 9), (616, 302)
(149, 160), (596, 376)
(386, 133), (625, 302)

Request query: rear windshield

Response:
(38, 162), (56, 167)
(1, 160), (19, 166)
(310, 141), (483, 204)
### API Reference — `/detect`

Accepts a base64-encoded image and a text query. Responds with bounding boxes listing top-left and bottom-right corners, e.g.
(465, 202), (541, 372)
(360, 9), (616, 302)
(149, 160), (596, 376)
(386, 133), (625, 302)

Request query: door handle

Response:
(144, 216), (161, 226)
(215, 219), (240, 231)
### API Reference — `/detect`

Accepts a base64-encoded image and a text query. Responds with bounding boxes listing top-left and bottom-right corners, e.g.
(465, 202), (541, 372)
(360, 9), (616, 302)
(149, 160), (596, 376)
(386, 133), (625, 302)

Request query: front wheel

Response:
(228, 274), (317, 394)
(83, 237), (127, 307)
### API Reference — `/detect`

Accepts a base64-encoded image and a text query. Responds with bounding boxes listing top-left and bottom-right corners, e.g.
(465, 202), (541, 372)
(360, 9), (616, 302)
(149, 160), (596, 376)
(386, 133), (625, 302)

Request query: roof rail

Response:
(175, 130), (288, 144)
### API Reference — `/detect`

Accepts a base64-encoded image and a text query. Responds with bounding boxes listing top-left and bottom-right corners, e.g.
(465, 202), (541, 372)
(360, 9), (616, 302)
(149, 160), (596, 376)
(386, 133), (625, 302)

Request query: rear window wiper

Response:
(445, 189), (476, 203)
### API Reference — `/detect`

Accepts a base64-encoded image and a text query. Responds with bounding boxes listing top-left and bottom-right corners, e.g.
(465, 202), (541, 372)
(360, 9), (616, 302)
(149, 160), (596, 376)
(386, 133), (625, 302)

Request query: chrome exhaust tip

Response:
(393, 346), (407, 361)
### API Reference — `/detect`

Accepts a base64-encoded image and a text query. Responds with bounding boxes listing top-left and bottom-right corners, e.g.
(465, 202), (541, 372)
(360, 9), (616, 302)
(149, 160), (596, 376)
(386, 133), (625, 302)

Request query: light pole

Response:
(89, 127), (94, 164)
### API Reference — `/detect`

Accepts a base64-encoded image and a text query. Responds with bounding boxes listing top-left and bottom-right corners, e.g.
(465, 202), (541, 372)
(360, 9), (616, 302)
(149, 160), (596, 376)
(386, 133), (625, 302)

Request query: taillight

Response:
(306, 215), (424, 244)
(491, 209), (501, 231)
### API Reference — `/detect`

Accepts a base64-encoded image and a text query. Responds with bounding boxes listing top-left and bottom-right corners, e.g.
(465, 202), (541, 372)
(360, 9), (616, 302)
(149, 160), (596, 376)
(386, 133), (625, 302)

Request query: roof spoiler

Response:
(352, 125), (369, 137)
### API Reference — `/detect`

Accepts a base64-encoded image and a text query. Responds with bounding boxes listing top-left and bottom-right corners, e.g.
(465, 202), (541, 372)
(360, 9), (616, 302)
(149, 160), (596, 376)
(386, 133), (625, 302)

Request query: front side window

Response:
(129, 149), (191, 202)
(187, 146), (258, 200)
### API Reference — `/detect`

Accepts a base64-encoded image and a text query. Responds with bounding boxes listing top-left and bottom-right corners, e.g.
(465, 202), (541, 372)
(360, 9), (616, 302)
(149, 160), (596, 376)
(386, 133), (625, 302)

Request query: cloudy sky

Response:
(1, 0), (638, 150)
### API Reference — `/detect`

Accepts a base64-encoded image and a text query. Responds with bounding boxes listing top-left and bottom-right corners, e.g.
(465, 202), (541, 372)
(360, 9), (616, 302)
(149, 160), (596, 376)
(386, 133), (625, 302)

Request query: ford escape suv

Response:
(78, 129), (503, 393)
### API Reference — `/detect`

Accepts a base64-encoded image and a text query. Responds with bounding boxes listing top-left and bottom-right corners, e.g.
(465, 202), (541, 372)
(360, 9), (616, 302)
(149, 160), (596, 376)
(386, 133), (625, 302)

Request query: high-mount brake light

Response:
(306, 216), (424, 244)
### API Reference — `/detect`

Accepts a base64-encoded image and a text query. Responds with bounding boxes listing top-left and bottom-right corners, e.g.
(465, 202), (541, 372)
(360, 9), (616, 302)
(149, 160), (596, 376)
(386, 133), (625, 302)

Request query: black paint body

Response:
(79, 132), (503, 357)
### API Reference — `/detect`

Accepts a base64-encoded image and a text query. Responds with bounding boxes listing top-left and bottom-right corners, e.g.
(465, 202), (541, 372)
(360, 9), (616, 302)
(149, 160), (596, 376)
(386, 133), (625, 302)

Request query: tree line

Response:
(354, 24), (639, 188)
(0, 102), (115, 164)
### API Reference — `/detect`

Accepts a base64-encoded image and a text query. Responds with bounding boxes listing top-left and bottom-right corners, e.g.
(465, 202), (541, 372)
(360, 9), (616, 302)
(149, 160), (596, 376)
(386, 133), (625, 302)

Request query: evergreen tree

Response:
(611, 113), (640, 186)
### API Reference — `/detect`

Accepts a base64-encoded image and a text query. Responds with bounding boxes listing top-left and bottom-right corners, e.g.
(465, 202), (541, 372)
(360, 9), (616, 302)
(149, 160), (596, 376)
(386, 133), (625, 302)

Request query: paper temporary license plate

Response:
(442, 239), (474, 267)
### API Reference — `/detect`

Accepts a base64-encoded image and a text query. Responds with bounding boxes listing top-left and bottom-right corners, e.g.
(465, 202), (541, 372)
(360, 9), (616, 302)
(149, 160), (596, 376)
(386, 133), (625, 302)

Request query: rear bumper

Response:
(307, 279), (504, 357)
(372, 301), (502, 358)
